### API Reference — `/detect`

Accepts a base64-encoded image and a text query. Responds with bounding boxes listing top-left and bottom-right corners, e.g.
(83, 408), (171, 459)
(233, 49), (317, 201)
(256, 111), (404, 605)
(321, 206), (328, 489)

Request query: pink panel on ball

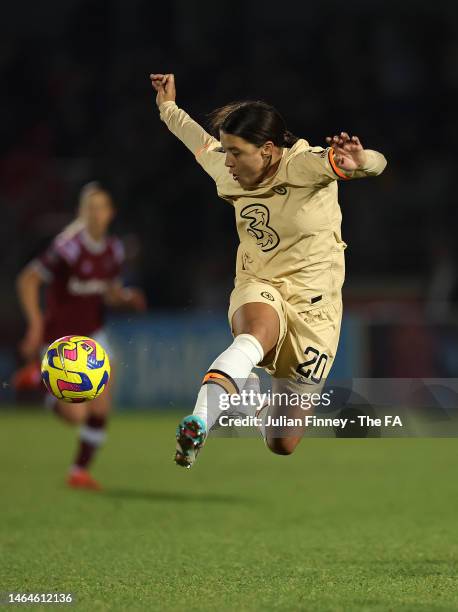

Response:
(57, 379), (83, 393)
(64, 348), (78, 361)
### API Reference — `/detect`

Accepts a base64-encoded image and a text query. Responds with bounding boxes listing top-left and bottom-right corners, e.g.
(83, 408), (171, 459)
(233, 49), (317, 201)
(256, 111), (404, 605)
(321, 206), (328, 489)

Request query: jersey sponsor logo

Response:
(272, 185), (287, 195)
(261, 291), (275, 301)
(67, 276), (109, 296)
(240, 204), (280, 252)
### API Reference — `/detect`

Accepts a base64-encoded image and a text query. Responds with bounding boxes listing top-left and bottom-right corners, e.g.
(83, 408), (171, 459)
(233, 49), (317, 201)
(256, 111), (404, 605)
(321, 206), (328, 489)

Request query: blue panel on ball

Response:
(96, 370), (110, 392)
(87, 354), (105, 370)
(76, 372), (94, 391)
(46, 348), (58, 367)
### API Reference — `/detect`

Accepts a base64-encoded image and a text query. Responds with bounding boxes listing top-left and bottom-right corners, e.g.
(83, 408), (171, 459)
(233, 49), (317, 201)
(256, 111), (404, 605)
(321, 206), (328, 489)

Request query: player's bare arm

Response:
(16, 266), (45, 360)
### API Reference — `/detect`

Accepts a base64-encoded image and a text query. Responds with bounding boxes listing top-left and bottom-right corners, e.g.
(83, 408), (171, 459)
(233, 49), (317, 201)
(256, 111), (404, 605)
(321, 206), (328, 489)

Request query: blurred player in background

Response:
(150, 73), (387, 468)
(16, 182), (146, 489)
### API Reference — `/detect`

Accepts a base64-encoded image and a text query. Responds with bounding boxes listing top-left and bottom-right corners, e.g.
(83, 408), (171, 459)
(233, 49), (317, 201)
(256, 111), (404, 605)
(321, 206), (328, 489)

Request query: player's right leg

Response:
(175, 300), (281, 468)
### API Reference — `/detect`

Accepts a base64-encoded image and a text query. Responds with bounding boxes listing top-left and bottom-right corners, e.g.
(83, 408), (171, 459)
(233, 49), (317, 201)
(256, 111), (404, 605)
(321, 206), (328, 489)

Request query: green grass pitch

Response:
(1, 408), (458, 611)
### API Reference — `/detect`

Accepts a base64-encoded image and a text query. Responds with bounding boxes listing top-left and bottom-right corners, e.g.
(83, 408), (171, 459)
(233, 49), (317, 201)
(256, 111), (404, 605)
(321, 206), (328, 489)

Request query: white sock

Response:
(193, 334), (264, 430)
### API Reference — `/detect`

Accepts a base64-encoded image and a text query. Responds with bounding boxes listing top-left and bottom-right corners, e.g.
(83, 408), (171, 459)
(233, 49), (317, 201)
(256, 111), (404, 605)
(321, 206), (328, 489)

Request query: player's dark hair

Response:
(208, 101), (299, 148)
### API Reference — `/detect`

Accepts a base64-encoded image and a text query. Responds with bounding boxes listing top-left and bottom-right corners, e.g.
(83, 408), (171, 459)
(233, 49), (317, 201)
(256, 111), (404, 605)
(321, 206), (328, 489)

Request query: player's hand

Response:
(325, 132), (367, 171)
(123, 287), (147, 312)
(149, 73), (176, 108)
(19, 322), (43, 361)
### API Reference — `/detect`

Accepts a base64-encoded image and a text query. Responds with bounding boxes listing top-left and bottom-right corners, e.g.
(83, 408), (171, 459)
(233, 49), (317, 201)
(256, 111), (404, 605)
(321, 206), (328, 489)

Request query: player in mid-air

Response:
(16, 182), (146, 489)
(150, 73), (387, 468)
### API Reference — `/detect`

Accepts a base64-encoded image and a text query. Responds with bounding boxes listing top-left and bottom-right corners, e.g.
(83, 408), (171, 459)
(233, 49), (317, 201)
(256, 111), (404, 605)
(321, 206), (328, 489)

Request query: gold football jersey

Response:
(160, 102), (387, 310)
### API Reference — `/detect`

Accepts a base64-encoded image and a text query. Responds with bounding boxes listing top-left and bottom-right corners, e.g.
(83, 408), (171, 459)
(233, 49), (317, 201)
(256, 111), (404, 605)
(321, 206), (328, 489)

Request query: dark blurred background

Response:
(1, 0), (458, 396)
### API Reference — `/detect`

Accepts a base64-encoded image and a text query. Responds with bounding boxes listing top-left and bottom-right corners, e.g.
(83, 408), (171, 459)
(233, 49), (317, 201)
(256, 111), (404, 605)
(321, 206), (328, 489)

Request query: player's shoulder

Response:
(285, 138), (336, 184)
(52, 223), (85, 264)
(285, 138), (327, 161)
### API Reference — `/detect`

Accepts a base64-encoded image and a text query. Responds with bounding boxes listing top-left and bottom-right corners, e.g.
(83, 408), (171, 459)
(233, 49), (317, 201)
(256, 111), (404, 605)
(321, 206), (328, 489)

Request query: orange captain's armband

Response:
(328, 148), (351, 180)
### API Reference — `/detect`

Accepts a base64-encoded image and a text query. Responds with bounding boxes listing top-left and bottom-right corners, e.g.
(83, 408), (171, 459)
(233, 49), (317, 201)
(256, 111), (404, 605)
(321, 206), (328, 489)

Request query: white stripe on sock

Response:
(80, 425), (107, 447)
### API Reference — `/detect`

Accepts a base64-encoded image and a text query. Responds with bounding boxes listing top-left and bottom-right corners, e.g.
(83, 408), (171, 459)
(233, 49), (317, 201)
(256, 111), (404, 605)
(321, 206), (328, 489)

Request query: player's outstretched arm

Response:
(325, 132), (387, 178)
(149, 73), (218, 161)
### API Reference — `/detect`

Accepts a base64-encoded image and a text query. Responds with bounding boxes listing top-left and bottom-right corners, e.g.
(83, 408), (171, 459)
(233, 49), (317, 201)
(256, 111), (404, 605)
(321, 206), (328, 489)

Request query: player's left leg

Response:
(175, 328), (269, 468)
(66, 329), (113, 489)
(175, 306), (281, 468)
(67, 374), (112, 490)
(175, 282), (287, 469)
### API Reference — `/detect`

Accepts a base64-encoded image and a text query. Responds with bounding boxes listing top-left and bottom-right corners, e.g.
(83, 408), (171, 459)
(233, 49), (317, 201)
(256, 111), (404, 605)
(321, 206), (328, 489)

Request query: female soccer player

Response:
(150, 73), (387, 468)
(16, 182), (146, 489)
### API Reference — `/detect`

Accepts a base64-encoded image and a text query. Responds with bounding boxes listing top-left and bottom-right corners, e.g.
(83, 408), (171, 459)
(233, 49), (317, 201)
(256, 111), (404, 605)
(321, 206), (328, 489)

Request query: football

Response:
(41, 335), (111, 403)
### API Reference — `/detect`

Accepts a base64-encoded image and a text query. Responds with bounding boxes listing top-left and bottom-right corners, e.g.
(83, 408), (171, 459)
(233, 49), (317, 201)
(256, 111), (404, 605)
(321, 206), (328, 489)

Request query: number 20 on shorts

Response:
(296, 346), (329, 384)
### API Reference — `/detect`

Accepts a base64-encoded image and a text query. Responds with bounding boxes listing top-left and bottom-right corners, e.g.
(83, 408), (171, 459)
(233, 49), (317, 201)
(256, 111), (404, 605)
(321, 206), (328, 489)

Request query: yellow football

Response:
(41, 335), (111, 403)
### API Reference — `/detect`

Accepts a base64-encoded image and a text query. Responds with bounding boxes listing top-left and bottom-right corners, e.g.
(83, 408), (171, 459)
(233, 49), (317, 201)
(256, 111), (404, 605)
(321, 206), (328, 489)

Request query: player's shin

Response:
(175, 334), (264, 468)
(192, 334), (264, 430)
(70, 414), (107, 481)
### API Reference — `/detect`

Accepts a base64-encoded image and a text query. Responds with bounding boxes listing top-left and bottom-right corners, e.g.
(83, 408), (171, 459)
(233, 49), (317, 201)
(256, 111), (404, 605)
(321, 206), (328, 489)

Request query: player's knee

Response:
(89, 404), (111, 417)
(56, 401), (87, 425)
(266, 436), (297, 456)
(89, 398), (111, 418)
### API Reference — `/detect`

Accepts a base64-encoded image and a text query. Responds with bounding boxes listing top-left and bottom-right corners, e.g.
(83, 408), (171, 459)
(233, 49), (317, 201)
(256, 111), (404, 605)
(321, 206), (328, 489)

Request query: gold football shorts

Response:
(228, 279), (342, 383)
